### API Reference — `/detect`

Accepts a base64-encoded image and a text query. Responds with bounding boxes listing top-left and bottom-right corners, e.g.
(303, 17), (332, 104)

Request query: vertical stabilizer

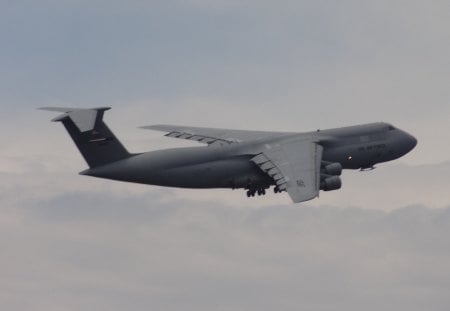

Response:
(40, 107), (131, 168)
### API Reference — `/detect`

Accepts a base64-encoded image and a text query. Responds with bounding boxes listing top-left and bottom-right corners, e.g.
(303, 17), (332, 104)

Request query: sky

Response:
(1, 0), (450, 310)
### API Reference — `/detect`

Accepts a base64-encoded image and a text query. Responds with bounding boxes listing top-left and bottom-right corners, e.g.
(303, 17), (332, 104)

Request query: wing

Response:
(140, 124), (292, 145)
(251, 139), (323, 203)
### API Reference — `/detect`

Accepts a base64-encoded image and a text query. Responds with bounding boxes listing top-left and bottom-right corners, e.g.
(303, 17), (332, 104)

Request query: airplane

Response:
(40, 107), (417, 203)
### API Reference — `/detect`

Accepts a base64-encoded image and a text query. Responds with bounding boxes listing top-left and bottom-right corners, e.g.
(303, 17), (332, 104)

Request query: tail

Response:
(39, 107), (131, 168)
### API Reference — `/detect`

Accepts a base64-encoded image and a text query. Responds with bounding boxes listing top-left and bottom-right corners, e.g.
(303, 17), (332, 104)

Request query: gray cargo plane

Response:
(40, 107), (417, 203)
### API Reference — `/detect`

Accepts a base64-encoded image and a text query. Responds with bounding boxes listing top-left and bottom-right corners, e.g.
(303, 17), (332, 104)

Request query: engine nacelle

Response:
(322, 162), (342, 176)
(320, 176), (342, 191)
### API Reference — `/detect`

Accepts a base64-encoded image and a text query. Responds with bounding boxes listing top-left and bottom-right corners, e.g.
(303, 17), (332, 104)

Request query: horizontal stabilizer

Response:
(39, 107), (111, 132)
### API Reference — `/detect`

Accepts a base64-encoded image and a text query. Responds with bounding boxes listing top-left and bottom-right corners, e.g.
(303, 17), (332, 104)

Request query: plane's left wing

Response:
(251, 138), (323, 203)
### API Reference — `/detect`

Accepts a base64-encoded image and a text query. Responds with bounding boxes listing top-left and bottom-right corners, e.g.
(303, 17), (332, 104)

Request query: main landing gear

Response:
(246, 186), (284, 198)
(246, 187), (267, 197)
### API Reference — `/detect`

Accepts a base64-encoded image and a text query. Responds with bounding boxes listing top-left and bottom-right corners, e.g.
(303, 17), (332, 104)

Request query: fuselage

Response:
(83, 122), (417, 190)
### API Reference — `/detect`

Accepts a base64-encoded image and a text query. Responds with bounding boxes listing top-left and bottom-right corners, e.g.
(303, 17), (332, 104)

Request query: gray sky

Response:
(1, 1), (450, 310)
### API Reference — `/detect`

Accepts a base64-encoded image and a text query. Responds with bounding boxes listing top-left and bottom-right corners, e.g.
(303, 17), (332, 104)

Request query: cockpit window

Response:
(388, 125), (395, 131)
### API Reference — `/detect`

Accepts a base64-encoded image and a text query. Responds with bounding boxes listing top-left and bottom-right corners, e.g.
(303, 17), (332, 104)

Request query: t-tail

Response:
(39, 107), (131, 168)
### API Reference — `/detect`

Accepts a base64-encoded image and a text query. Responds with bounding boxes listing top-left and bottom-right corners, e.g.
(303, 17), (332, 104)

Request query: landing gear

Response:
(246, 187), (267, 198)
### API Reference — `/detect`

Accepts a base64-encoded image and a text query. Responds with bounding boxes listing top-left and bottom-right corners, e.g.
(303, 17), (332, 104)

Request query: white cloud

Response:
(1, 186), (450, 310)
(0, 156), (448, 309)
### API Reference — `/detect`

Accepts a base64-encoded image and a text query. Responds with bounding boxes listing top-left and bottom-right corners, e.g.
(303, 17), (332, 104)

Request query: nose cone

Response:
(386, 128), (418, 161)
(399, 131), (417, 156)
(406, 133), (418, 152)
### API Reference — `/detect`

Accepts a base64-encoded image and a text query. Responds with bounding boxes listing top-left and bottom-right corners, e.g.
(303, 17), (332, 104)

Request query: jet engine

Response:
(319, 161), (342, 191)
(321, 162), (342, 176)
(320, 175), (342, 191)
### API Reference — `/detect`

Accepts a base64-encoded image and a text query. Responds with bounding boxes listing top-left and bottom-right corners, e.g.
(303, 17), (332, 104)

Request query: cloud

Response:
(0, 155), (448, 310)
(1, 185), (450, 310)
(0, 158), (449, 310)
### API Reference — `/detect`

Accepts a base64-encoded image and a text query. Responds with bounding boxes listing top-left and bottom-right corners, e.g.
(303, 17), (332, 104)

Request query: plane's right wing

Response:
(251, 138), (323, 203)
(140, 125), (292, 145)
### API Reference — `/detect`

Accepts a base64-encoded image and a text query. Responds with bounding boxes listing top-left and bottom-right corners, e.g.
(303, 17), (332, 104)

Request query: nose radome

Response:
(405, 133), (417, 152)
(391, 129), (417, 159)
(411, 135), (417, 149)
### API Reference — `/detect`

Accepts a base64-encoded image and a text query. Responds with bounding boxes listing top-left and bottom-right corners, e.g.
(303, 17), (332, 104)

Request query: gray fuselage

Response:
(83, 122), (417, 190)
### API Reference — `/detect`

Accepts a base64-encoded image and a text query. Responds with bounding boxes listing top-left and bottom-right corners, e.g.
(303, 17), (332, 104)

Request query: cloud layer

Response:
(1, 187), (450, 311)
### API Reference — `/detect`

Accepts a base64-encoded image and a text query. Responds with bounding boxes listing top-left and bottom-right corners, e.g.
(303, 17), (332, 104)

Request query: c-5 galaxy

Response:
(40, 107), (417, 203)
